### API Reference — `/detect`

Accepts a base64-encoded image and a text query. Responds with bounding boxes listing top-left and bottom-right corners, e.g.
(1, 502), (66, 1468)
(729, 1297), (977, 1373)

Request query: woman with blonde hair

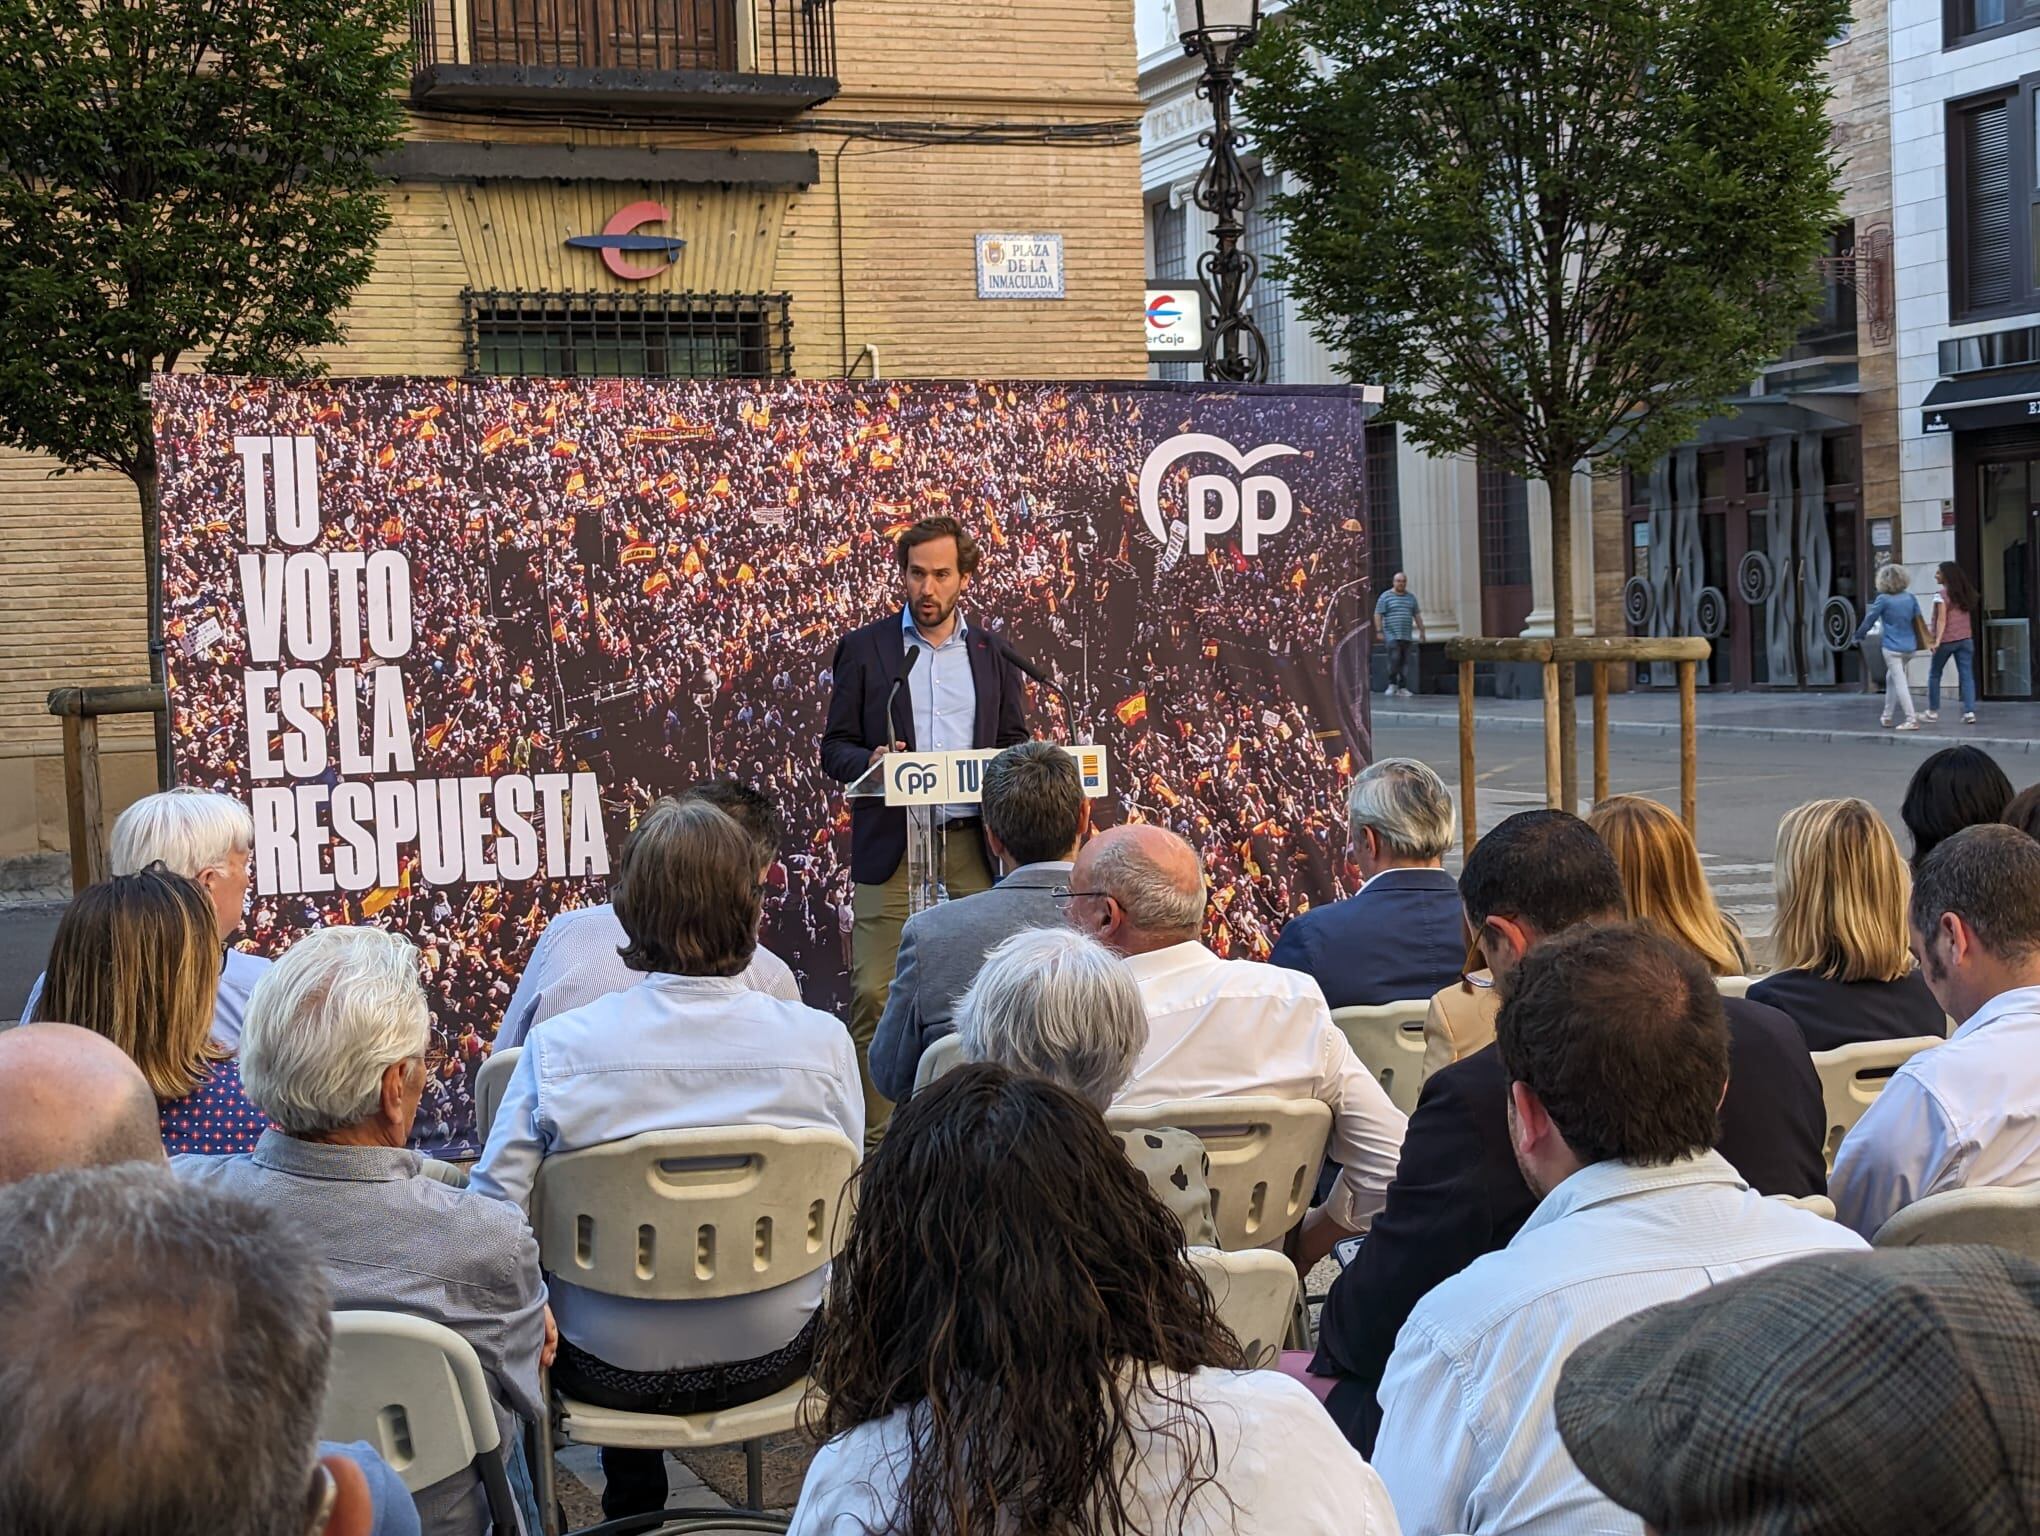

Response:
(1747, 798), (1946, 1051)
(31, 865), (268, 1154)
(1586, 795), (1750, 979)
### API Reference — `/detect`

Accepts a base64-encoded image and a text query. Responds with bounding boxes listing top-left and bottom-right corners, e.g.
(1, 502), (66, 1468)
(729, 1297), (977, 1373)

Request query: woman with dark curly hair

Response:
(789, 1064), (1395, 1535)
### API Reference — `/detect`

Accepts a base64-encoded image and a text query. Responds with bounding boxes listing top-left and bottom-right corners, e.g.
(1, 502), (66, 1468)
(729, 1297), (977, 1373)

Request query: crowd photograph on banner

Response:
(153, 375), (1370, 1149)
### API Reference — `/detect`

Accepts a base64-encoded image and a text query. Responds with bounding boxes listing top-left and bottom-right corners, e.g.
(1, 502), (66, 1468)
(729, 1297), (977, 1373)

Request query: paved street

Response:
(1375, 715), (1966, 964)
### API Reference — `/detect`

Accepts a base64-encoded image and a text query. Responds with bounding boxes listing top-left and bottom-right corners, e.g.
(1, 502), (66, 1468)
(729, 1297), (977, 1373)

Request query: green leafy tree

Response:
(1244, 0), (1846, 790)
(0, 0), (410, 784)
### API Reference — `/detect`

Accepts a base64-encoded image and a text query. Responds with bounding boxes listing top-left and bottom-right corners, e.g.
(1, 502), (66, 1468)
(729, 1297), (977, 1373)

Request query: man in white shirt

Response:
(1063, 823), (1406, 1267)
(1832, 824), (2040, 1238)
(495, 777), (800, 1049)
(473, 798), (862, 1520)
(1371, 923), (1864, 1536)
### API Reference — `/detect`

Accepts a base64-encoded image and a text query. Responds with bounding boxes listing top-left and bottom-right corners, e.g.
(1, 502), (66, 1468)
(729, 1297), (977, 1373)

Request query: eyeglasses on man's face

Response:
(1050, 886), (1112, 909)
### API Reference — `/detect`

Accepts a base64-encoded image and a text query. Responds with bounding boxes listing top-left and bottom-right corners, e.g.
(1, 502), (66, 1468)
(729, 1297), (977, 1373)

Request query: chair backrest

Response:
(476, 1045), (520, 1144)
(1329, 1001), (1429, 1116)
(322, 1311), (499, 1492)
(532, 1126), (860, 1302)
(1715, 975), (1753, 999)
(914, 1032), (964, 1093)
(1106, 1097), (1331, 1251)
(1872, 1184), (2040, 1257)
(1809, 1036), (1944, 1167)
(1189, 1247), (1302, 1369)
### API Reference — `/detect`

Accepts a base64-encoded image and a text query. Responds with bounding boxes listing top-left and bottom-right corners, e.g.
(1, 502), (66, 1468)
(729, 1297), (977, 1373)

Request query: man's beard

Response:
(913, 592), (957, 629)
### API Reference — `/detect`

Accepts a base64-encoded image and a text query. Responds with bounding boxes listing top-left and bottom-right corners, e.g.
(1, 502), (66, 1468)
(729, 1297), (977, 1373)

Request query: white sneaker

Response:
(1920, 710), (1939, 721)
(1896, 719), (1921, 731)
(1880, 716), (1893, 728)
(1965, 712), (1978, 724)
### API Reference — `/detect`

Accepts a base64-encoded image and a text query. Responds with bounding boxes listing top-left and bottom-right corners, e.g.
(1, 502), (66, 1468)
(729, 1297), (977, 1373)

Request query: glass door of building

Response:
(1968, 456), (2038, 698)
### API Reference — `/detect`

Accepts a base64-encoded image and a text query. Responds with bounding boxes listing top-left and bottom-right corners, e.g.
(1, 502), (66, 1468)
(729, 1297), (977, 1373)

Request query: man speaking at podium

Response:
(822, 516), (1030, 1134)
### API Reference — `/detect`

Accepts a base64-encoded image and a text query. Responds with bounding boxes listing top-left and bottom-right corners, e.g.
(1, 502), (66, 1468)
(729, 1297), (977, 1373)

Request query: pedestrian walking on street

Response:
(1922, 560), (1981, 726)
(1855, 563), (1925, 731)
(1375, 572), (1425, 698)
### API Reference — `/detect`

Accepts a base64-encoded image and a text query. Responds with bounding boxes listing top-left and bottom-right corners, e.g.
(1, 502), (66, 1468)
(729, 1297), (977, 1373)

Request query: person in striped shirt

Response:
(1375, 573), (1425, 697)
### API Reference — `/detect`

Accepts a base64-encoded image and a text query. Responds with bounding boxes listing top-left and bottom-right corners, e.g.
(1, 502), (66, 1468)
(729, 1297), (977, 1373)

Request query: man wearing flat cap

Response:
(1557, 1246), (2040, 1535)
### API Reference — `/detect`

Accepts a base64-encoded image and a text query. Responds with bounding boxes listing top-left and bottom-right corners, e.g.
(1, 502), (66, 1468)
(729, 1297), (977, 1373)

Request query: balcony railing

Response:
(409, 0), (838, 117)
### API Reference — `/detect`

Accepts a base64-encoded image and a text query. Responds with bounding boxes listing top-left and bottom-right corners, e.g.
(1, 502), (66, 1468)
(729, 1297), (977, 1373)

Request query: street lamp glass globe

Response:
(1181, 0), (1262, 47)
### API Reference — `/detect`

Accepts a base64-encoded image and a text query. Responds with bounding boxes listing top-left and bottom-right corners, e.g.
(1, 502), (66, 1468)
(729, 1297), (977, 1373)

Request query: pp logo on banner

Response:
(1136, 433), (1301, 557)
(886, 754), (949, 806)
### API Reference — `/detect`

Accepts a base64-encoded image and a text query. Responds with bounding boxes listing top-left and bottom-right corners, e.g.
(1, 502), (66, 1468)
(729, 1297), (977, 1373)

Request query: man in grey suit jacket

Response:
(870, 740), (1091, 1101)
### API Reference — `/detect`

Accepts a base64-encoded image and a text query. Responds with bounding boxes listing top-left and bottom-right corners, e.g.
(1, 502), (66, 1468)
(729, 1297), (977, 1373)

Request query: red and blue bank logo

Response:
(1146, 292), (1185, 331)
(566, 201), (688, 281)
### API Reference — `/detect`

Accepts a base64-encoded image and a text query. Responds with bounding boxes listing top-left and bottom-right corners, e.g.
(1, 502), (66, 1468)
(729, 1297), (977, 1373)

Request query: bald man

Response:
(0, 1023), (165, 1185)
(1064, 825), (1407, 1267)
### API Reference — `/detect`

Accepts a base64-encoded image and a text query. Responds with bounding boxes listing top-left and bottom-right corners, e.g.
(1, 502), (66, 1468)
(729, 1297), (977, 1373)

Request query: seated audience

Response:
(2003, 781), (2040, 841)
(871, 740), (1090, 1101)
(956, 925), (1217, 1245)
(1370, 924), (1865, 1536)
(789, 1065), (1398, 1535)
(177, 926), (547, 1536)
(0, 1167), (420, 1536)
(1556, 1247), (2040, 1536)
(32, 866), (268, 1154)
(19, 787), (269, 1043)
(1307, 811), (1826, 1454)
(495, 778), (800, 1049)
(473, 798), (862, 1520)
(1747, 798), (1946, 1050)
(1587, 794), (1751, 978)
(1902, 744), (2013, 868)
(1831, 824), (2040, 1237)
(1065, 824), (1407, 1267)
(0, 1022), (165, 1183)
(1269, 757), (1465, 1008)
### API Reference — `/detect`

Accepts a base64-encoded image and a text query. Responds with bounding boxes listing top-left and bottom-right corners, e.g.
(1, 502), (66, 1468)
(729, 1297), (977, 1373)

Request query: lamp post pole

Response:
(1182, 0), (1267, 384)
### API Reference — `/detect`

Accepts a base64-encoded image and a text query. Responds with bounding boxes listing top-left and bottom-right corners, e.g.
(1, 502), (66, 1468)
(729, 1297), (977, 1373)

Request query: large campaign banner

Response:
(155, 376), (1371, 1149)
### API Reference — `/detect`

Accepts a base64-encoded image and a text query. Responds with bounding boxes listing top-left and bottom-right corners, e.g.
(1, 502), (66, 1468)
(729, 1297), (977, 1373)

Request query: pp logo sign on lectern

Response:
(885, 754), (950, 806)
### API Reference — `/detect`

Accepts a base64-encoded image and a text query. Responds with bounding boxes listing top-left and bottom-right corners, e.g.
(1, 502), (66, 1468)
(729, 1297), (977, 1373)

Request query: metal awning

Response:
(1921, 369), (2040, 434)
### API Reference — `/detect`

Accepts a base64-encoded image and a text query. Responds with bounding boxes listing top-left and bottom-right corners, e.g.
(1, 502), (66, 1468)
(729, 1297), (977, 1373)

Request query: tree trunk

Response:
(137, 449), (173, 791)
(1545, 465), (1577, 811)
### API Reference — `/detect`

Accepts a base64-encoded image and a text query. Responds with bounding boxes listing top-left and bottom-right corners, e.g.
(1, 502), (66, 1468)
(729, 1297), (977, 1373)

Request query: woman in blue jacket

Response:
(1855, 563), (1923, 731)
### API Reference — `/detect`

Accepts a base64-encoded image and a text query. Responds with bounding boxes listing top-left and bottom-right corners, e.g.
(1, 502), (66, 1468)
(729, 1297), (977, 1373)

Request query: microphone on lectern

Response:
(883, 646), (921, 750)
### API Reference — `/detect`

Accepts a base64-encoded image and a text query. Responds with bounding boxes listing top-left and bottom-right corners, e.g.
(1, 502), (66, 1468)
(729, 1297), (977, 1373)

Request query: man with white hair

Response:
(18, 787), (269, 1045)
(1063, 824), (1407, 1267)
(956, 926), (1216, 1244)
(1270, 758), (1466, 1008)
(176, 926), (549, 1536)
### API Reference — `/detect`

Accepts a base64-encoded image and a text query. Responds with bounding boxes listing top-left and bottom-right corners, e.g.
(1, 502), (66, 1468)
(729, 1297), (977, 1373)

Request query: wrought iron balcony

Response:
(409, 0), (838, 117)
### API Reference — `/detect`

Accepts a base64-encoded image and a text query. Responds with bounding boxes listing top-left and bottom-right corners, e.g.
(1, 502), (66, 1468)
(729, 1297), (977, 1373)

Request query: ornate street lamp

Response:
(1179, 0), (1267, 383)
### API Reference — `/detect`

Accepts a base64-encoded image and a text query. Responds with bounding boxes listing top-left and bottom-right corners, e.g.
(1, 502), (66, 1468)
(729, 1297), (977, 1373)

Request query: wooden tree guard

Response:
(1442, 636), (1712, 859)
(46, 684), (167, 893)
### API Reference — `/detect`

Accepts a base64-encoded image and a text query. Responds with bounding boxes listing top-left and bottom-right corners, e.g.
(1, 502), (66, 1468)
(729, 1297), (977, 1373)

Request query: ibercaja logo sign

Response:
(1137, 432), (1301, 557)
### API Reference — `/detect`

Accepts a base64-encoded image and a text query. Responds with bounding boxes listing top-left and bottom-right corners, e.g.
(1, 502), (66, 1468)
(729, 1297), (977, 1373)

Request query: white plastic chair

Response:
(913, 1032), (964, 1093)
(1872, 1184), (2040, 1259)
(1809, 1036), (1944, 1168)
(322, 1311), (517, 1534)
(477, 1045), (520, 1145)
(1106, 1097), (1331, 1252)
(1189, 1247), (1304, 1367)
(1329, 1001), (1429, 1115)
(529, 1125), (860, 1530)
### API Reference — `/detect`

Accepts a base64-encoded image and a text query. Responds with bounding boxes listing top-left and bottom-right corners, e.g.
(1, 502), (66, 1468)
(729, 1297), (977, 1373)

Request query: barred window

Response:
(462, 290), (793, 378)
